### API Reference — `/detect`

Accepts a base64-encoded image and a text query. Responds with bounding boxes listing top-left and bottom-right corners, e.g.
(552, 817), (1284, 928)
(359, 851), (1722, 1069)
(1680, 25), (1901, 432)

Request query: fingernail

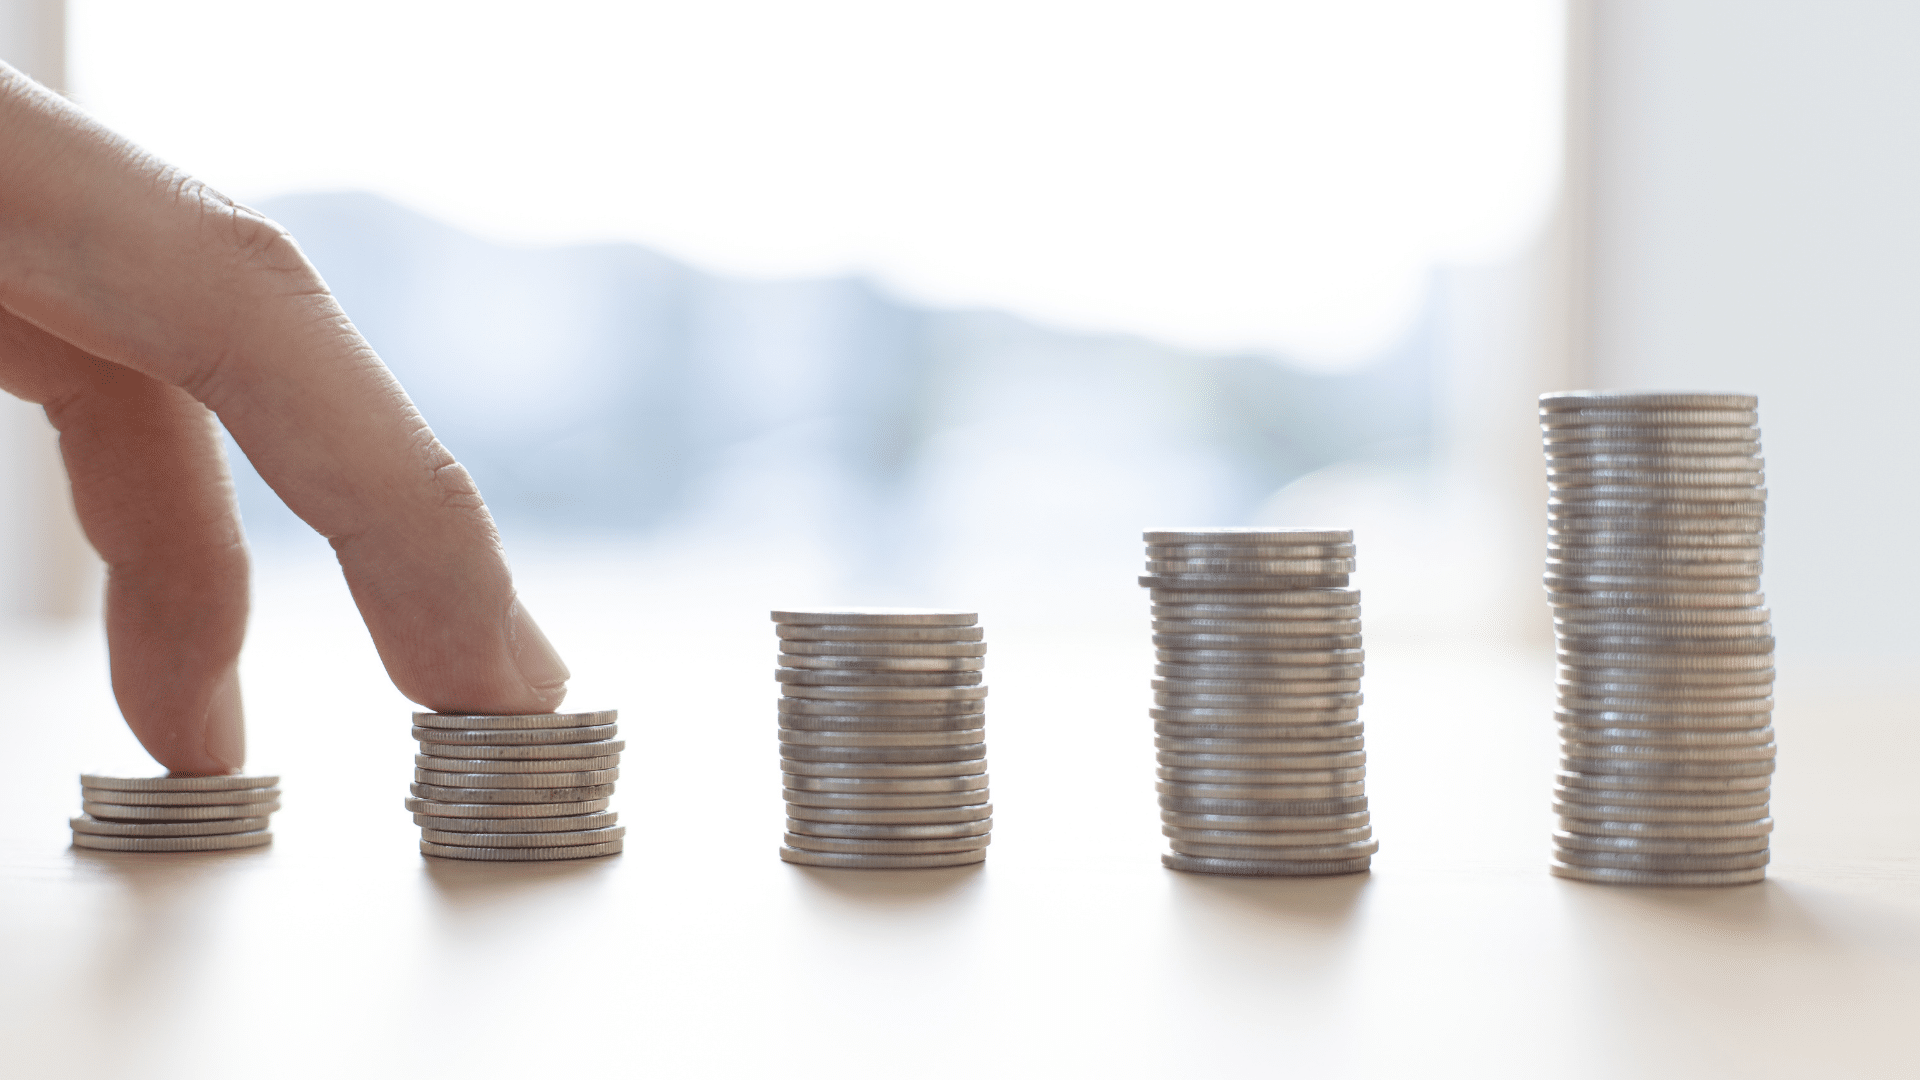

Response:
(202, 666), (246, 772)
(508, 598), (571, 692)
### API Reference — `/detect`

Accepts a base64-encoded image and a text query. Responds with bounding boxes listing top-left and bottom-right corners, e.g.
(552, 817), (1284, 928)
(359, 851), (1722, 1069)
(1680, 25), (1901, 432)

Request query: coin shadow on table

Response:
(1165, 868), (1371, 928)
(1557, 877), (1826, 942)
(419, 851), (621, 913)
(786, 863), (985, 910)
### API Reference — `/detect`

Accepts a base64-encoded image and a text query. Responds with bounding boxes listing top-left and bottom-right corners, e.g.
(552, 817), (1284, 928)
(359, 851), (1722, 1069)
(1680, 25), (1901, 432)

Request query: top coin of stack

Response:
(1141, 527), (1376, 877)
(72, 773), (281, 852)
(1540, 391), (1775, 887)
(773, 608), (991, 870)
(408, 710), (626, 861)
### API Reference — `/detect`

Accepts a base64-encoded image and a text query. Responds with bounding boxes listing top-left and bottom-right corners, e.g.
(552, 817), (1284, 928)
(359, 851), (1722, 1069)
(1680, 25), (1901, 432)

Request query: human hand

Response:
(0, 64), (570, 775)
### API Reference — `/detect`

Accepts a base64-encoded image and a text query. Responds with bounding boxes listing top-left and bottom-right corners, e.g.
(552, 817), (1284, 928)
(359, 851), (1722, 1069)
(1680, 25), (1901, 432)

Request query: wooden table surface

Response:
(3, 552), (1915, 1079)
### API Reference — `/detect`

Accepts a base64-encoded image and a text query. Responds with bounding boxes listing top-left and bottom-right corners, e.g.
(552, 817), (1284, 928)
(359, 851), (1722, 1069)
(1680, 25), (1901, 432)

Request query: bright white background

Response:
(68, 0), (1560, 364)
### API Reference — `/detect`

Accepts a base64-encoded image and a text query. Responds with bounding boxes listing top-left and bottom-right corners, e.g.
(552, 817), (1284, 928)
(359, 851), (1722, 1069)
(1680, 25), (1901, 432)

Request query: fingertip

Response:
(508, 597), (571, 700)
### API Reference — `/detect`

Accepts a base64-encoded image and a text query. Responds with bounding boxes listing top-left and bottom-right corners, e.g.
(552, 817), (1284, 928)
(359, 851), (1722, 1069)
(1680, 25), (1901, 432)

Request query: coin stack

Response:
(774, 608), (990, 870)
(1141, 528), (1375, 876)
(407, 710), (625, 861)
(71, 773), (280, 852)
(1541, 391), (1774, 887)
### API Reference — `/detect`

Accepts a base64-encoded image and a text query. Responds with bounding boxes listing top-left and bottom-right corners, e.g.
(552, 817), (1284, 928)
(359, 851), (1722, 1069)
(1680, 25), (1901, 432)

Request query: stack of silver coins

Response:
(1141, 528), (1375, 876)
(407, 710), (625, 861)
(1541, 391), (1774, 886)
(774, 609), (991, 870)
(71, 773), (280, 852)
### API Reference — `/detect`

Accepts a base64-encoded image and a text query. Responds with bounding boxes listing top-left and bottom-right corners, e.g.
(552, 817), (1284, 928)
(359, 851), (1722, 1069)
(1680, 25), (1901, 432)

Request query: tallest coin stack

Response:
(1541, 392), (1776, 886)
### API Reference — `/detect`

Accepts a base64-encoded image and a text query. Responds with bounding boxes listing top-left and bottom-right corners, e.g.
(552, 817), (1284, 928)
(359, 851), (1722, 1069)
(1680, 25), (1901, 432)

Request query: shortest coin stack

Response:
(408, 710), (626, 862)
(72, 773), (280, 852)
(773, 608), (991, 870)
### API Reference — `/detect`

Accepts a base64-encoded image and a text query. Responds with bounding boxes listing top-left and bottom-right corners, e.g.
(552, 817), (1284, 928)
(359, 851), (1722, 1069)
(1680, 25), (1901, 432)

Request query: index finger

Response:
(0, 66), (570, 713)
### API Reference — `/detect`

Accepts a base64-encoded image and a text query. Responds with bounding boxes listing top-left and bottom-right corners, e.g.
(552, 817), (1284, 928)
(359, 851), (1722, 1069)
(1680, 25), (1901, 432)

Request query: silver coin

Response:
(1161, 853), (1370, 877)
(1170, 838), (1378, 861)
(1557, 725), (1772, 746)
(1156, 722), (1364, 742)
(1139, 574), (1351, 590)
(784, 788), (991, 809)
(782, 684), (989, 702)
(1157, 736), (1364, 754)
(415, 724), (618, 746)
(1553, 785), (1768, 810)
(776, 668), (983, 687)
(787, 818), (992, 840)
(403, 796), (610, 818)
(1154, 618), (1361, 635)
(79, 773), (278, 793)
(1143, 528), (1352, 545)
(82, 800), (280, 822)
(779, 640), (988, 658)
(783, 773), (988, 794)
(417, 739), (626, 761)
(409, 782), (616, 804)
(72, 830), (272, 853)
(1538, 402), (1757, 422)
(1544, 454), (1764, 471)
(1160, 810), (1370, 831)
(1558, 686), (1775, 706)
(70, 813), (271, 838)
(783, 832), (992, 856)
(1160, 795), (1368, 816)
(1546, 528), (1765, 548)
(1152, 706), (1361, 723)
(781, 715), (986, 733)
(413, 710), (618, 731)
(1150, 587), (1359, 604)
(1538, 391), (1757, 411)
(1148, 543), (1355, 559)
(781, 758), (988, 779)
(1556, 804), (1771, 826)
(1157, 766), (1365, 785)
(779, 654), (985, 673)
(416, 753), (622, 773)
(1153, 677), (1362, 696)
(1555, 622), (1771, 641)
(414, 811), (620, 833)
(78, 786), (282, 807)
(1157, 648), (1364, 666)
(1156, 693), (1363, 710)
(1554, 847), (1769, 872)
(1558, 668), (1776, 688)
(1546, 543), (1762, 563)
(1548, 861), (1764, 887)
(1558, 817), (1773, 839)
(779, 697), (985, 717)
(780, 728), (983, 747)
(1156, 780), (1365, 800)
(1547, 590), (1764, 608)
(1162, 825), (1372, 846)
(1552, 831), (1768, 856)
(780, 744), (988, 764)
(785, 802), (992, 825)
(1557, 771), (1770, 792)
(777, 624), (984, 643)
(1542, 432), (1760, 450)
(421, 826), (627, 847)
(1560, 743), (1777, 764)
(1145, 558), (1356, 575)
(1549, 557), (1760, 579)
(421, 840), (623, 861)
(1154, 634), (1364, 651)
(414, 767), (619, 788)
(1555, 709), (1772, 730)
(778, 846), (985, 869)
(1558, 644), (1775, 664)
(1158, 751), (1365, 769)
(1155, 663), (1363, 681)
(1557, 696), (1772, 716)
(1560, 761), (1775, 781)
(1545, 574), (1762, 595)
(771, 609), (977, 627)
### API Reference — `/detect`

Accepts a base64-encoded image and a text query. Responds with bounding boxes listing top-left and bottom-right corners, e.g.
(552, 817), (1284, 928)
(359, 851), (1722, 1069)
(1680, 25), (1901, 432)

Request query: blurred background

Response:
(1, 0), (1916, 663)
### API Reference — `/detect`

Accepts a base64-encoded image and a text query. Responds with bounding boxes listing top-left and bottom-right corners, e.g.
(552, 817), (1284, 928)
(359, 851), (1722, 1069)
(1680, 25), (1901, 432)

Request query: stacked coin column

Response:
(1541, 392), (1774, 886)
(774, 609), (990, 870)
(408, 710), (626, 861)
(1141, 528), (1375, 876)
(72, 773), (280, 852)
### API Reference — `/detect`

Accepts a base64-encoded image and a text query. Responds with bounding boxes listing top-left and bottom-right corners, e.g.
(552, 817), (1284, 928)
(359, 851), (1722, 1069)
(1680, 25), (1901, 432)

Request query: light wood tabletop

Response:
(3, 554), (1914, 1079)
